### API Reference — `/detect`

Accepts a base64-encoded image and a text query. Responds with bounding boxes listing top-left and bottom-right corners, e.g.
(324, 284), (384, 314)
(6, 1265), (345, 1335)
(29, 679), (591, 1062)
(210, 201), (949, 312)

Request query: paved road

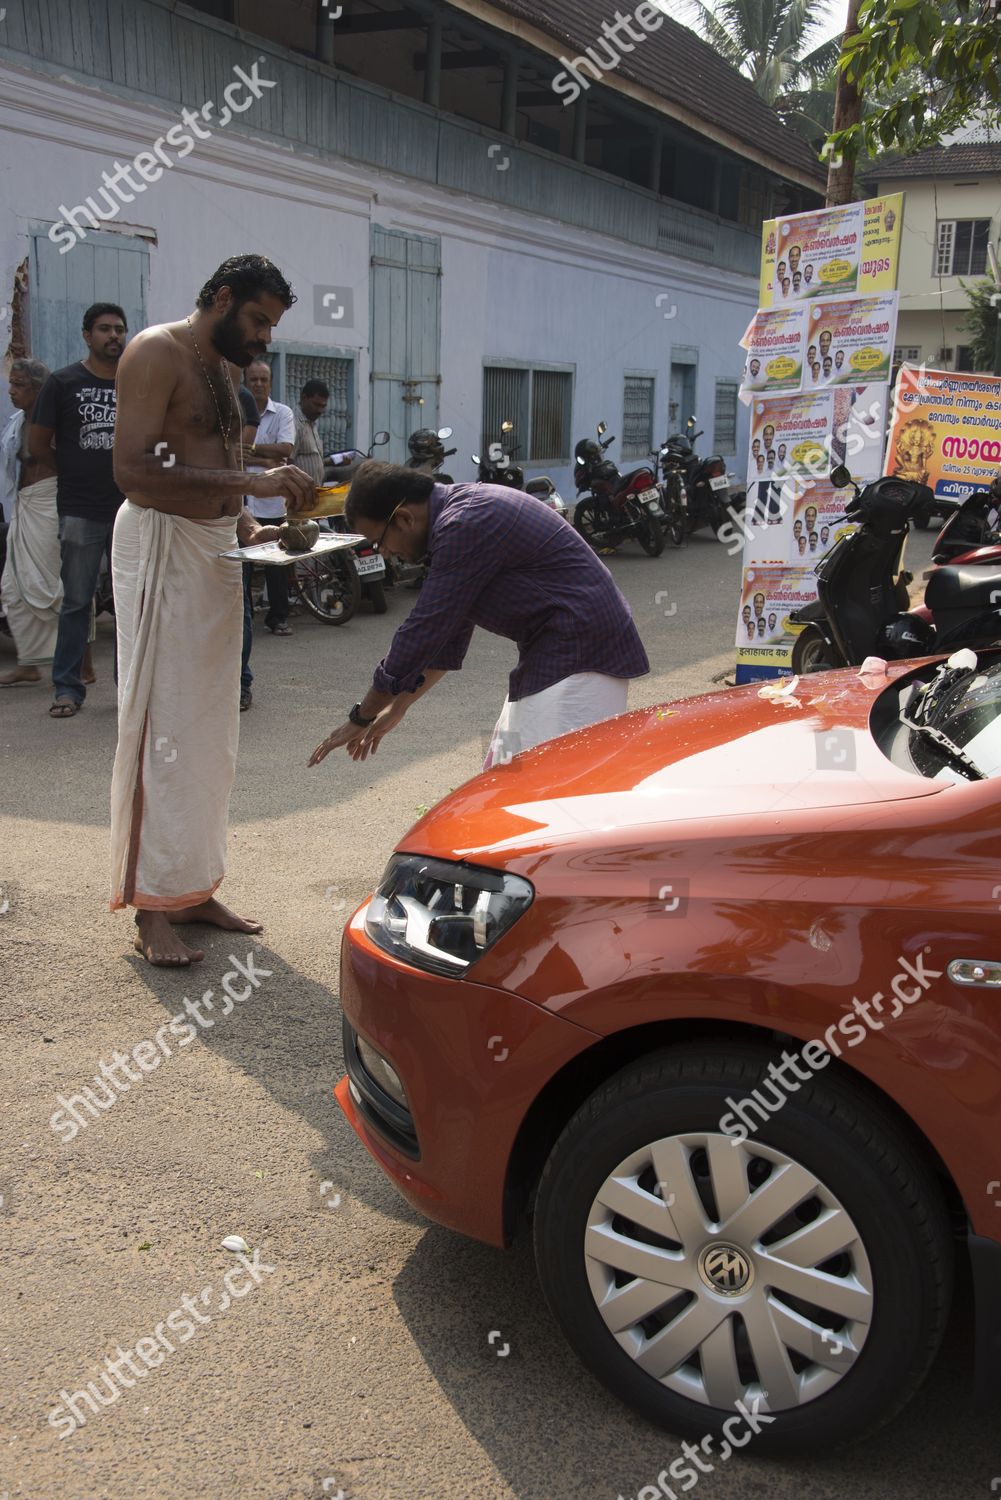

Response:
(4, 523), (995, 1500)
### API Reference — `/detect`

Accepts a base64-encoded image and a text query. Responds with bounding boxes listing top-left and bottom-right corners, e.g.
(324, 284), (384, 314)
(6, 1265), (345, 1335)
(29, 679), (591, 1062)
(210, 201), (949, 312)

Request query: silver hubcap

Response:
(584, 1133), (874, 1412)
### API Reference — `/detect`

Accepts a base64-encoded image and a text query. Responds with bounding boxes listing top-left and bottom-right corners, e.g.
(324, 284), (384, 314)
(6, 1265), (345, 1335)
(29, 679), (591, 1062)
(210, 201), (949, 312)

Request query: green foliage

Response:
(960, 280), (1001, 373)
(830, 0), (1000, 157)
(681, 0), (842, 108)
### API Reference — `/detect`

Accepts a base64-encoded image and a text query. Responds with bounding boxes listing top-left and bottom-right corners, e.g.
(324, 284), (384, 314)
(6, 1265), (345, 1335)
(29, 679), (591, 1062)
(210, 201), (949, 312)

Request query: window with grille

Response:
(934, 219), (991, 277)
(894, 346), (922, 364)
(622, 376), (655, 458)
(264, 349), (355, 453)
(713, 379), (739, 455)
(482, 364), (573, 464)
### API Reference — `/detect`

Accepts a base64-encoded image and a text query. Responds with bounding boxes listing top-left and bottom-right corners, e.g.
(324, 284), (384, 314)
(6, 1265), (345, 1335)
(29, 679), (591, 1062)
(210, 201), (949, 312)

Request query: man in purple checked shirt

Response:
(307, 463), (649, 770)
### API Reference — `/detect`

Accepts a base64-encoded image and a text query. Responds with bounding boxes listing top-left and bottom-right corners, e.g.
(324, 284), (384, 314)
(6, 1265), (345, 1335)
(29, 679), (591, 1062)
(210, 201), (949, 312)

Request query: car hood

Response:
(404, 664), (947, 861)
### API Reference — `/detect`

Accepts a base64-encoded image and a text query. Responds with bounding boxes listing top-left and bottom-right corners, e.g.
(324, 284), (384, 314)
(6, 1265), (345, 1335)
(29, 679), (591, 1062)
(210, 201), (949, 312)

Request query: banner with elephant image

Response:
(884, 365), (1001, 501)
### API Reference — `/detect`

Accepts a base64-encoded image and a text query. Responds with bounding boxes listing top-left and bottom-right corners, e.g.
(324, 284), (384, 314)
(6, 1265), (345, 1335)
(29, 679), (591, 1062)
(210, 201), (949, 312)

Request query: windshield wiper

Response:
(901, 700), (987, 780)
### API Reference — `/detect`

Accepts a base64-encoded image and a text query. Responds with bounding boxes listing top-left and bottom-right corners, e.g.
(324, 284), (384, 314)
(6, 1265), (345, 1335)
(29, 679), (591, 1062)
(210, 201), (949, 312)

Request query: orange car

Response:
(336, 654), (1001, 1453)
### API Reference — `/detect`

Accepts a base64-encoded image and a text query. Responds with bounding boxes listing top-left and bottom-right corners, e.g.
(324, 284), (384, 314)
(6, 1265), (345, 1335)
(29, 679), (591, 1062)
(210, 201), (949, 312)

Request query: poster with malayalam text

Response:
(805, 292), (898, 388)
(885, 366), (1001, 500)
(740, 305), (808, 397)
(734, 564), (819, 659)
(760, 196), (897, 309)
(747, 391), (835, 486)
(786, 482), (857, 567)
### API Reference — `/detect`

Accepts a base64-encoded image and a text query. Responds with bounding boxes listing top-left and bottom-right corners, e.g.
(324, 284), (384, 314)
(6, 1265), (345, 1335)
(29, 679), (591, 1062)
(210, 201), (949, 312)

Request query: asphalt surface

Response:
(3, 521), (996, 1500)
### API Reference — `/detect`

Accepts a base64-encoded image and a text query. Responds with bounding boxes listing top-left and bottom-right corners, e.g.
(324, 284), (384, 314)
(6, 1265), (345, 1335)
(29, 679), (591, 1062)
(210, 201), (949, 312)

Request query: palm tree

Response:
(679, 0), (843, 110)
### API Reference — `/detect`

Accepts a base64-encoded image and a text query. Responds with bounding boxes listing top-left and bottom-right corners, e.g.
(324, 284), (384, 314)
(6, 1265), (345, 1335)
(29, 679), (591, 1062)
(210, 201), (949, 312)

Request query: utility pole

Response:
(825, 0), (864, 206)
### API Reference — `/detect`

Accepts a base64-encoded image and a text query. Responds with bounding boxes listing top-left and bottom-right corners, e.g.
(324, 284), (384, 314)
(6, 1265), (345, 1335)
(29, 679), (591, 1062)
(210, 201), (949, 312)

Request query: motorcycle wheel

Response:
(294, 553), (360, 625)
(573, 499), (605, 552)
(668, 513), (686, 548)
(635, 509), (665, 557)
(791, 625), (831, 674)
(366, 580), (388, 615)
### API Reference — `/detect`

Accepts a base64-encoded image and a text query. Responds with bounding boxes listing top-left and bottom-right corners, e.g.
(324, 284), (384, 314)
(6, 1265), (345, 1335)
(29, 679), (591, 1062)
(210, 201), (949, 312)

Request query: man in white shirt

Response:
(245, 359), (295, 634)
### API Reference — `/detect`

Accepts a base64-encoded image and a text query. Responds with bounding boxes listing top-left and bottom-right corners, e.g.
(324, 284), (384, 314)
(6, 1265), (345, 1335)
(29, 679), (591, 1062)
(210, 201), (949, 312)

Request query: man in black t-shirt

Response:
(25, 303), (127, 717)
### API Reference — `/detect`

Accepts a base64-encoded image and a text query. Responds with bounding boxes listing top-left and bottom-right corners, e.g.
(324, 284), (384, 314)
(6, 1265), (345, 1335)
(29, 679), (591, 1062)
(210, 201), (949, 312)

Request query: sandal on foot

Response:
(49, 698), (81, 718)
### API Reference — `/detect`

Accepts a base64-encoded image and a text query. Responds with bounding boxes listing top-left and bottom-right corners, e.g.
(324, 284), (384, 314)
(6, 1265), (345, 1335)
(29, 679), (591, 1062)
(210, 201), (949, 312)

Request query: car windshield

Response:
(908, 659), (1001, 779)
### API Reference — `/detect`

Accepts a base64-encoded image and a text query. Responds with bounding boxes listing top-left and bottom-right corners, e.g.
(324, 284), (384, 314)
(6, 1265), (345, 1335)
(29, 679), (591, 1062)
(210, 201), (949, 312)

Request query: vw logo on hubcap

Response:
(699, 1243), (753, 1295)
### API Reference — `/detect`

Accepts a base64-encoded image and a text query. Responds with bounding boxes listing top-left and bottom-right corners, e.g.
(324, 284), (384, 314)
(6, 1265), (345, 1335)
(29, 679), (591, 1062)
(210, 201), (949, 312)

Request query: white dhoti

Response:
(485, 672), (629, 768)
(0, 477), (62, 667)
(109, 502), (242, 911)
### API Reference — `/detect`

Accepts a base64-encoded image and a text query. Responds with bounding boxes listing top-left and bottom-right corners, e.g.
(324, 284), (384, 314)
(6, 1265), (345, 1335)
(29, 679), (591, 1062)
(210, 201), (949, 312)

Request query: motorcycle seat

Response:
(617, 466), (657, 491)
(925, 564), (1001, 613)
(525, 477), (556, 496)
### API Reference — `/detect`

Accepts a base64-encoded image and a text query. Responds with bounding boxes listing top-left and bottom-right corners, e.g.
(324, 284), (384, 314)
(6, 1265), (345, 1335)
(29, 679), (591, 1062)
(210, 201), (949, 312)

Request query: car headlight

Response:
(365, 854), (534, 977)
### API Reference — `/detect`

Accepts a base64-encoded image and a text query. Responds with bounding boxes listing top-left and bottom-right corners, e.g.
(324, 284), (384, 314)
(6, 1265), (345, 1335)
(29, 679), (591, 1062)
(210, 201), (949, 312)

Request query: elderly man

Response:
(110, 254), (313, 965)
(1, 358), (55, 685)
(307, 464), (649, 769)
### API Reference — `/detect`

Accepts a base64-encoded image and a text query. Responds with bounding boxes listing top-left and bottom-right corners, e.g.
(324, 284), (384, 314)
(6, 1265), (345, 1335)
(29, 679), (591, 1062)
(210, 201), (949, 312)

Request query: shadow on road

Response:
(390, 1228), (993, 1499)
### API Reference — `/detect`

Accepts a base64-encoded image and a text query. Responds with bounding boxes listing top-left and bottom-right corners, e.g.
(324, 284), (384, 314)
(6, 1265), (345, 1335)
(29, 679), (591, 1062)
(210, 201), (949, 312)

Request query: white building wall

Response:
(0, 61), (755, 492)
(880, 171), (1001, 370)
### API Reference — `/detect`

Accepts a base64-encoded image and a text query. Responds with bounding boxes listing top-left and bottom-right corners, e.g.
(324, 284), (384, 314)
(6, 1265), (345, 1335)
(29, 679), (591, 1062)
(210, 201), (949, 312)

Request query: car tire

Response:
(532, 1044), (952, 1455)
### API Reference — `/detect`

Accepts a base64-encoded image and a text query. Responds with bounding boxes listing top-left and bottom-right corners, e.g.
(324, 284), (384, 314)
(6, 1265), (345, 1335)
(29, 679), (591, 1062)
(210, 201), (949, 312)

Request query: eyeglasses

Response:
(373, 500), (404, 554)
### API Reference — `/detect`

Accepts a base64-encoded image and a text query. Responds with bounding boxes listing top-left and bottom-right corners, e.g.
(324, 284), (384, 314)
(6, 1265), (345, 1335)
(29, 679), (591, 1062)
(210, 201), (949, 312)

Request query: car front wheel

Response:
(533, 1045), (952, 1455)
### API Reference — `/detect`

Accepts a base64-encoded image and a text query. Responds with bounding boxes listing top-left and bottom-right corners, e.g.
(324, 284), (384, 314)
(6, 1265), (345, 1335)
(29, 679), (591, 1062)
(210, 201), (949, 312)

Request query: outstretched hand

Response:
(308, 721), (367, 767)
(308, 702), (409, 767)
(347, 700), (409, 761)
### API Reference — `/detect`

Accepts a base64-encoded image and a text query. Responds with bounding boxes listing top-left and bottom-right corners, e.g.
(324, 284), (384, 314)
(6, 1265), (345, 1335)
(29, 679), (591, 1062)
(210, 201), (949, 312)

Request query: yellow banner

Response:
(760, 193), (904, 308)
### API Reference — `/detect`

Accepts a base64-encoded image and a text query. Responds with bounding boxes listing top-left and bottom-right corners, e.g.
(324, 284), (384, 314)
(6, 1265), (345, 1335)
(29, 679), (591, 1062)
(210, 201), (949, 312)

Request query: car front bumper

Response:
(334, 906), (601, 1248)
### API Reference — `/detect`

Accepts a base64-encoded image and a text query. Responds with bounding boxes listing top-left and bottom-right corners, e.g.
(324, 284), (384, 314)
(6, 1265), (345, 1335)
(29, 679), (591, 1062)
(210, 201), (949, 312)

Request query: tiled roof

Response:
(866, 143), (1001, 180)
(477, 0), (826, 184)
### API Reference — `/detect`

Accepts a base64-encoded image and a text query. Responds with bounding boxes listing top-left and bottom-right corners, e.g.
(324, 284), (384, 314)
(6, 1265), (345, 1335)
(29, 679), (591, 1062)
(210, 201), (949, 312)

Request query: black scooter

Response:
(790, 464), (1001, 672)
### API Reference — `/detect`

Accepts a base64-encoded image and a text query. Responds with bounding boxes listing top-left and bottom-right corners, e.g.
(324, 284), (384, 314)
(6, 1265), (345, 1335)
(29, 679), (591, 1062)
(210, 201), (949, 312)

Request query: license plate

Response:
(709, 475), (729, 491)
(639, 487), (660, 503)
(354, 554), (385, 576)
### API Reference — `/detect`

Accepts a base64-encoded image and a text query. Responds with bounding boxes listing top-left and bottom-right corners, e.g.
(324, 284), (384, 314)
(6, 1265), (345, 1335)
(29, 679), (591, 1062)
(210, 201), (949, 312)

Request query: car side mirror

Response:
(830, 464), (852, 489)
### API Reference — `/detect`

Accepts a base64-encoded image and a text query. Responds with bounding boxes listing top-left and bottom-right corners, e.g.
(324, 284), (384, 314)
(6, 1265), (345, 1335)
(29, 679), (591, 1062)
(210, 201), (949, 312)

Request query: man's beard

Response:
(211, 304), (266, 366)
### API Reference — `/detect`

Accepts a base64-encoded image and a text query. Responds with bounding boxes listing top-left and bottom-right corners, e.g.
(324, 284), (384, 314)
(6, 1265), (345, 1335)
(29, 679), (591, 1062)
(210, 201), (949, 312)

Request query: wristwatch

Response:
(349, 702), (376, 727)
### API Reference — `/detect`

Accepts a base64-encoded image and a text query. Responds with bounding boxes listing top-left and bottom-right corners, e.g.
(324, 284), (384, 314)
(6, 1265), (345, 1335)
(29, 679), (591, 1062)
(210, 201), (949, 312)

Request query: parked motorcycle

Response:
(573, 422), (665, 556)
(657, 417), (742, 541)
(407, 425), (457, 485)
(471, 420), (568, 516)
(790, 464), (1001, 672)
(297, 430), (392, 620)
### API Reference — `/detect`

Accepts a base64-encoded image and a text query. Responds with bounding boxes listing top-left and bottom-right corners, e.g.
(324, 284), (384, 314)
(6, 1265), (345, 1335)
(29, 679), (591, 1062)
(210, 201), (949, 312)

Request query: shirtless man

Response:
(110, 254), (314, 964)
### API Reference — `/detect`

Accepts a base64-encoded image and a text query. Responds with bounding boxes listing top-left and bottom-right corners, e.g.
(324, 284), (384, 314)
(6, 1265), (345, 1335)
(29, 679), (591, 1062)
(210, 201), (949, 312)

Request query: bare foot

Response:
(168, 896), (263, 934)
(134, 910), (205, 966)
(82, 645), (96, 686)
(0, 667), (41, 687)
